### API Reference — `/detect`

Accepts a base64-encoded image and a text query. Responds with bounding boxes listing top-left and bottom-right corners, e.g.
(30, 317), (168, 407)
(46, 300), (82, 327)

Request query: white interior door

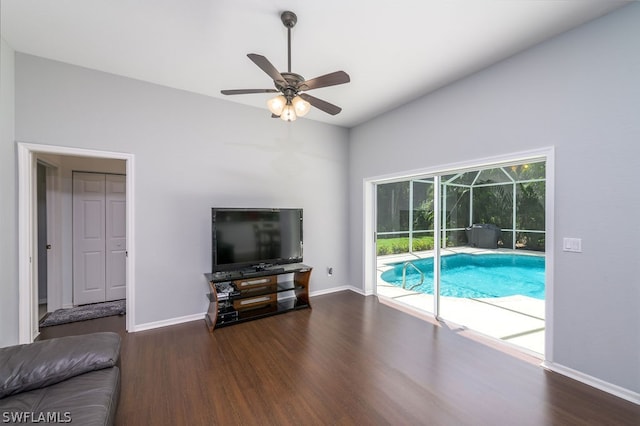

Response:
(105, 174), (127, 300)
(73, 172), (126, 305)
(73, 173), (107, 305)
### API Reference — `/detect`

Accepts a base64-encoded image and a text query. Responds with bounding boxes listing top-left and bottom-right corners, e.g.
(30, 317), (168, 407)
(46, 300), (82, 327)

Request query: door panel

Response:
(73, 173), (106, 305)
(73, 172), (126, 305)
(82, 251), (105, 290)
(106, 175), (126, 301)
(37, 164), (47, 306)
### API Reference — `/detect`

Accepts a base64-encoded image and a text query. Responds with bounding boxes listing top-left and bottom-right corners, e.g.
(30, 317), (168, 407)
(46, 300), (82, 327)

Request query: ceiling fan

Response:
(220, 11), (350, 121)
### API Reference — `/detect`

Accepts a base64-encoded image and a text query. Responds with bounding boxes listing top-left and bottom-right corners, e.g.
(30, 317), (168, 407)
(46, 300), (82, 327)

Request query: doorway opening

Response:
(18, 143), (135, 343)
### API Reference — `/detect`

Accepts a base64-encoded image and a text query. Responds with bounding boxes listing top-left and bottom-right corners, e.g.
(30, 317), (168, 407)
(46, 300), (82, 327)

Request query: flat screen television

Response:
(211, 208), (303, 273)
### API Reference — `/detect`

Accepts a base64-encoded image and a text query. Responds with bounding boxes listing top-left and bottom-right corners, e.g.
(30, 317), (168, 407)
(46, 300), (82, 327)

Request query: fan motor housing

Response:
(275, 72), (305, 94)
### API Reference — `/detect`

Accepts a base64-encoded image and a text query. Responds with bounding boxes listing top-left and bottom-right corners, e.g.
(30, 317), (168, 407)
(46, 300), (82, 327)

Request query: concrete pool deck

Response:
(376, 247), (546, 356)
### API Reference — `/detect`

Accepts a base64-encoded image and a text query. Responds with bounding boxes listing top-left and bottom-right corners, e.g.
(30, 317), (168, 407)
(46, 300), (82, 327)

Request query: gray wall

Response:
(349, 4), (640, 393)
(11, 54), (350, 328)
(0, 38), (17, 347)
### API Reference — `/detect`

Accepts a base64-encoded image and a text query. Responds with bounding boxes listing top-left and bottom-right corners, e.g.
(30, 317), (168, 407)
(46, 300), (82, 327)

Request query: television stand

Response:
(204, 264), (312, 331)
(239, 266), (285, 277)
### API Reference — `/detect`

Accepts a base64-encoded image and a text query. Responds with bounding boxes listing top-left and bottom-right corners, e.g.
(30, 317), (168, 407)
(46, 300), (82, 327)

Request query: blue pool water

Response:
(380, 253), (545, 299)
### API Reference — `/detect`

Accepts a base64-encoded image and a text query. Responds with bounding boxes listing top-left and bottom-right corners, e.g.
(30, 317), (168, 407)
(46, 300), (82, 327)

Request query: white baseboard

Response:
(132, 312), (205, 332)
(131, 286), (368, 332)
(310, 285), (366, 297)
(542, 361), (640, 405)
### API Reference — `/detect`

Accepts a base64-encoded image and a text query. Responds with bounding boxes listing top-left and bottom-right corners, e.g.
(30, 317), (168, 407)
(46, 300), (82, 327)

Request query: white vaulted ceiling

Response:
(0, 0), (630, 128)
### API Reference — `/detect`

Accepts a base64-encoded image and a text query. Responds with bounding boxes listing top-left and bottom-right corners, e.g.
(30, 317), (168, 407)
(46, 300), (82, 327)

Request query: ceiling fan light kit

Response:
(291, 96), (311, 117)
(221, 10), (350, 122)
(280, 104), (297, 122)
(267, 95), (286, 115)
(266, 94), (310, 120)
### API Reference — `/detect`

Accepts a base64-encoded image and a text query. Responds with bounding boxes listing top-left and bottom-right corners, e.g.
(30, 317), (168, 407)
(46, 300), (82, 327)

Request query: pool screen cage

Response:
(376, 161), (545, 255)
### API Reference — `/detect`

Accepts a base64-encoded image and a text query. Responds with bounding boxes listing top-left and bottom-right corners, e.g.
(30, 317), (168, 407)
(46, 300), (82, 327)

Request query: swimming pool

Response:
(380, 253), (545, 299)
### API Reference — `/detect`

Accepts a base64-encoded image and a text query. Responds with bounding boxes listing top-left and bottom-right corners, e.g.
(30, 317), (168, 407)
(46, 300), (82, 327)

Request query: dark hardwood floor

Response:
(39, 291), (639, 425)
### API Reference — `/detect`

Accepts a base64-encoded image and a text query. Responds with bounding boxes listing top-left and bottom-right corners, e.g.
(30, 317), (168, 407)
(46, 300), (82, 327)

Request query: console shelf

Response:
(204, 264), (312, 331)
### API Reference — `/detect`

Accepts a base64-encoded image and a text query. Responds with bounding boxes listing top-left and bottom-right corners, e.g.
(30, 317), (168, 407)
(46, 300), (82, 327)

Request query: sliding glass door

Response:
(376, 178), (436, 315)
(375, 160), (546, 355)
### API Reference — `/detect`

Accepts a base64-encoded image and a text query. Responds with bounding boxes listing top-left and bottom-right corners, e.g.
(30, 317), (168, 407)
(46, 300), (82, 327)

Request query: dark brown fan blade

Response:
(221, 89), (279, 95)
(300, 71), (350, 91)
(299, 93), (342, 115)
(247, 54), (286, 85)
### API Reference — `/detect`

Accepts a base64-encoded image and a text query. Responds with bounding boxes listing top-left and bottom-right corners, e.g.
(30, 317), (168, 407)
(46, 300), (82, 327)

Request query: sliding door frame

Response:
(363, 147), (555, 362)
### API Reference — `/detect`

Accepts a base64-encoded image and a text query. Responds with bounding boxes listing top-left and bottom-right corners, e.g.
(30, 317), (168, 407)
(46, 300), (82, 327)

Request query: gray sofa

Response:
(0, 332), (121, 426)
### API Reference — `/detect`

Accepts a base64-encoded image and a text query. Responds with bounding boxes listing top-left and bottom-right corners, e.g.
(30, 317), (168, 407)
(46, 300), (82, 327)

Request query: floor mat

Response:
(39, 299), (126, 328)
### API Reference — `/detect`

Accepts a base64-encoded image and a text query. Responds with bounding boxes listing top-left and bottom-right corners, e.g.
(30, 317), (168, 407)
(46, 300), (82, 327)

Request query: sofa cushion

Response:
(0, 332), (121, 398)
(0, 367), (120, 426)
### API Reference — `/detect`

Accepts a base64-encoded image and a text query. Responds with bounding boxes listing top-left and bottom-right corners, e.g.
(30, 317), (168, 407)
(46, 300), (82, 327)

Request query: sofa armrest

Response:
(0, 332), (121, 398)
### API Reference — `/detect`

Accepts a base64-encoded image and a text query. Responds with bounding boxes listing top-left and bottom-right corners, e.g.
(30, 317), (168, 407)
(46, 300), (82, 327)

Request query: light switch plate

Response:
(563, 237), (582, 252)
